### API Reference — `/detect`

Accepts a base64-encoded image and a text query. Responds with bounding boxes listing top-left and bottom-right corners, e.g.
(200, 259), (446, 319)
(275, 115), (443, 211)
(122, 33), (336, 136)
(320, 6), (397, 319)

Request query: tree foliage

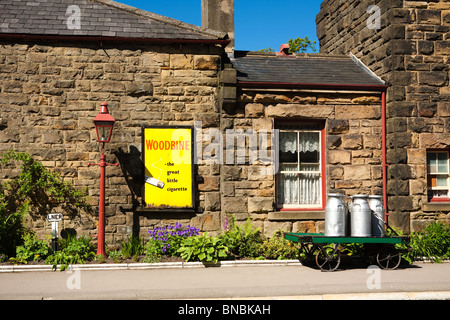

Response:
(0, 151), (92, 256)
(259, 36), (317, 54)
(0, 151), (92, 216)
(288, 36), (317, 53)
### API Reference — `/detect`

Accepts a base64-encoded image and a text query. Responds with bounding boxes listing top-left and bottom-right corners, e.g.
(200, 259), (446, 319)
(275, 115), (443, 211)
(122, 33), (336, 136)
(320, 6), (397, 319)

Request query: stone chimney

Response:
(202, 0), (234, 52)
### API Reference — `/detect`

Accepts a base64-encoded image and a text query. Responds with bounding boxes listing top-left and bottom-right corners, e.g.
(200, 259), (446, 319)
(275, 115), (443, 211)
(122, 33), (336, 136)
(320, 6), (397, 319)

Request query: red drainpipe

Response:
(381, 90), (388, 224)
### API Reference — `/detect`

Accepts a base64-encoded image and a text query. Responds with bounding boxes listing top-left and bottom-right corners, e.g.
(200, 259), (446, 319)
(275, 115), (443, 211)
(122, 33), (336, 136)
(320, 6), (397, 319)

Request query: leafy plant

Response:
(256, 231), (298, 260)
(120, 236), (145, 260)
(177, 233), (229, 264)
(147, 223), (200, 256)
(258, 47), (276, 53)
(143, 240), (163, 263)
(0, 201), (28, 257)
(45, 235), (96, 271)
(0, 151), (92, 217)
(406, 222), (450, 263)
(11, 232), (52, 264)
(288, 36), (317, 53)
(220, 215), (263, 258)
(259, 36), (317, 54)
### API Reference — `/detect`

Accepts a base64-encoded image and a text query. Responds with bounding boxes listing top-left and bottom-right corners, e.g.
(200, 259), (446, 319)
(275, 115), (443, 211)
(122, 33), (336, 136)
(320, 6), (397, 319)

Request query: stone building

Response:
(317, 0), (450, 231)
(0, 0), (230, 243)
(223, 50), (386, 235)
(1, 0), (424, 246)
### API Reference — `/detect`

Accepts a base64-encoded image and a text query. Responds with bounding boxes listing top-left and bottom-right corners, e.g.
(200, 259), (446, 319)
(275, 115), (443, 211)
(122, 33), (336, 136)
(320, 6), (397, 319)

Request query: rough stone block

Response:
(417, 9), (442, 25)
(328, 119), (349, 134)
(170, 54), (194, 69)
(344, 165), (371, 180)
(222, 198), (247, 213)
(194, 55), (219, 70)
(341, 134), (363, 150)
(328, 150), (351, 164)
(205, 192), (220, 211)
(248, 197), (274, 213)
(263, 221), (292, 237)
(292, 221), (316, 233)
(42, 131), (62, 144)
(265, 104), (334, 118)
(335, 105), (381, 120)
(245, 103), (264, 118)
(191, 212), (220, 231)
(418, 72), (448, 86)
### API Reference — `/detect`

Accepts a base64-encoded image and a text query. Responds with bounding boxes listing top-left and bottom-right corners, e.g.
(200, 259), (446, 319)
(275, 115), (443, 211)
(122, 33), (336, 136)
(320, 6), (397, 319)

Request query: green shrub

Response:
(407, 222), (450, 263)
(120, 236), (145, 260)
(220, 215), (263, 258)
(143, 240), (162, 263)
(45, 235), (96, 271)
(107, 249), (122, 264)
(0, 202), (28, 257)
(0, 151), (91, 257)
(0, 151), (91, 217)
(11, 232), (52, 264)
(256, 231), (299, 260)
(177, 233), (229, 264)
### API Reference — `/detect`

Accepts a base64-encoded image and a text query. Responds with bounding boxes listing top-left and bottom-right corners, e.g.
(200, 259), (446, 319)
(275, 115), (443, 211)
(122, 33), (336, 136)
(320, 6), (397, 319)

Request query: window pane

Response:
(299, 132), (320, 163)
(277, 173), (298, 205)
(430, 190), (449, 199)
(279, 164), (297, 172)
(427, 152), (437, 173)
(436, 175), (448, 187)
(300, 164), (320, 172)
(437, 153), (448, 173)
(299, 173), (320, 205)
(279, 132), (297, 163)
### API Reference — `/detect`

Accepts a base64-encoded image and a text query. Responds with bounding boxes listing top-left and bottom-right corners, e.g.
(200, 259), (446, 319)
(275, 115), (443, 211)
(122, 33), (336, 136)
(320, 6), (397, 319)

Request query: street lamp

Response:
(94, 102), (115, 143)
(88, 102), (118, 257)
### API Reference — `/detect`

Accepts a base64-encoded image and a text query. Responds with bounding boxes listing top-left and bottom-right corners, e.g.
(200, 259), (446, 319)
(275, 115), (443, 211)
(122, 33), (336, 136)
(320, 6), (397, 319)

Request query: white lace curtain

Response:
(278, 132), (320, 206)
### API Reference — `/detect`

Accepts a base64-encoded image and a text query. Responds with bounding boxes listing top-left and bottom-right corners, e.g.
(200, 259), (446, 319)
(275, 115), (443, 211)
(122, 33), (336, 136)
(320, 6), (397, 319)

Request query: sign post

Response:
(47, 213), (63, 251)
(142, 126), (195, 211)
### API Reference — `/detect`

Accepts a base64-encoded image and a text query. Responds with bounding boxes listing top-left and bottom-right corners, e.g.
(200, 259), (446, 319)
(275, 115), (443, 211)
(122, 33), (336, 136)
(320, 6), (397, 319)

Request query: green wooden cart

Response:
(284, 232), (410, 272)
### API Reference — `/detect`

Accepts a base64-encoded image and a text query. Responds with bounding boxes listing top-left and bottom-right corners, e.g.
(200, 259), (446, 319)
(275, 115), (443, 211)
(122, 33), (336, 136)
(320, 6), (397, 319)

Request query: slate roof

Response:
(0, 0), (226, 40)
(230, 51), (386, 88)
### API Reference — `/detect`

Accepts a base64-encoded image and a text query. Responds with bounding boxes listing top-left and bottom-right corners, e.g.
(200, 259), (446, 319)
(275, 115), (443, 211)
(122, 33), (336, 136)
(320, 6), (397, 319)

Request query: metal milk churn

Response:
(325, 193), (348, 237)
(350, 194), (371, 237)
(368, 195), (385, 237)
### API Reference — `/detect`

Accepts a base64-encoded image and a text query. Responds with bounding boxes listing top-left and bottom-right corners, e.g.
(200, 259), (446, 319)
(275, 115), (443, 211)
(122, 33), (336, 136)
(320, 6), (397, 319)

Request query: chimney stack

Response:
(202, 0), (234, 52)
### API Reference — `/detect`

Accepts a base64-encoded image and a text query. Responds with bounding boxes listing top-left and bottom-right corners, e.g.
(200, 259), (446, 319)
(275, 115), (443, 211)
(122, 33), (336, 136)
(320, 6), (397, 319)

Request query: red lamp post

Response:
(88, 102), (118, 257)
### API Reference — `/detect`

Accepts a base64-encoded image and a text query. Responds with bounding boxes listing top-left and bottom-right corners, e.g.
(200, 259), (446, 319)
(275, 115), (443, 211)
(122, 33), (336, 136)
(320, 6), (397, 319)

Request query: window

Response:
(427, 150), (450, 202)
(276, 122), (325, 210)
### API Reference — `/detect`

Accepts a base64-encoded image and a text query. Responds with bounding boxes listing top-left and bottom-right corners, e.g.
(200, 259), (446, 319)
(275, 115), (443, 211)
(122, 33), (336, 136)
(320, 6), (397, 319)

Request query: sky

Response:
(119, 0), (324, 52)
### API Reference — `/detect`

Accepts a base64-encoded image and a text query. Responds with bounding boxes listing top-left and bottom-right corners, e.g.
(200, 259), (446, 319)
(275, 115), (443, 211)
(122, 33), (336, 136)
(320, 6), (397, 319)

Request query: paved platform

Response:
(0, 260), (449, 300)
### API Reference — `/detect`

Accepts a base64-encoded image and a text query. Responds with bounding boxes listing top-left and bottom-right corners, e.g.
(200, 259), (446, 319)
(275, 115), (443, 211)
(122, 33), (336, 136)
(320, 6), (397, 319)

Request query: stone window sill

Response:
(423, 203), (450, 212)
(268, 211), (325, 221)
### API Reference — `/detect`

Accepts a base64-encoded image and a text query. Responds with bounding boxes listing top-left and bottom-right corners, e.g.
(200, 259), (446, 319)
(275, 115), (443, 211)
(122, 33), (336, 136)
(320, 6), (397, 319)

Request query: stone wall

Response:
(0, 40), (223, 244)
(317, 0), (450, 231)
(222, 87), (383, 235)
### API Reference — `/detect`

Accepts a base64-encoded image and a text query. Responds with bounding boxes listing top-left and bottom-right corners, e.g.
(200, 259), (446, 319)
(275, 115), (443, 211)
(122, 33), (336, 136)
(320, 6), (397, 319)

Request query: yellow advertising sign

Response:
(143, 127), (194, 210)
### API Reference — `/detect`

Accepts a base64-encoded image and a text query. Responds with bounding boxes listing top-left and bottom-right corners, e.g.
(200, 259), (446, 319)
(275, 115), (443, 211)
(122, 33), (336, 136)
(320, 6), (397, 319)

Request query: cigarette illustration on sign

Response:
(142, 126), (194, 210)
(145, 157), (165, 189)
(145, 176), (165, 189)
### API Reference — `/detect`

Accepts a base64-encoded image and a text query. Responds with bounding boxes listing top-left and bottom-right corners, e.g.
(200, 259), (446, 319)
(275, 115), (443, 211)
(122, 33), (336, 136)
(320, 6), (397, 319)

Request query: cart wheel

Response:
(299, 244), (319, 268)
(376, 246), (401, 270)
(316, 246), (341, 272)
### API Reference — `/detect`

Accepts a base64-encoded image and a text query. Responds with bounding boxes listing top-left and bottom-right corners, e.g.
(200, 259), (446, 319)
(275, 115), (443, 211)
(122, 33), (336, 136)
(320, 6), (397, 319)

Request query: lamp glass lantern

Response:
(93, 103), (115, 143)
